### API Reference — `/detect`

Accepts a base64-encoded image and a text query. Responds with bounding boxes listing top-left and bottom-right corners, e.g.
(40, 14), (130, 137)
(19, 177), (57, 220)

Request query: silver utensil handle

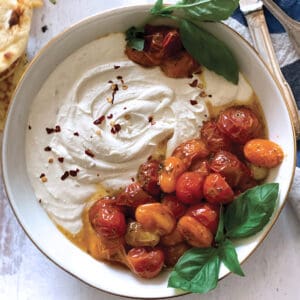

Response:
(245, 10), (300, 139)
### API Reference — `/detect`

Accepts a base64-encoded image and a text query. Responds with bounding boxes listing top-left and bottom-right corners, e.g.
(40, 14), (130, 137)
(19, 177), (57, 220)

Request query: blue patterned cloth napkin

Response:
(226, 0), (300, 218)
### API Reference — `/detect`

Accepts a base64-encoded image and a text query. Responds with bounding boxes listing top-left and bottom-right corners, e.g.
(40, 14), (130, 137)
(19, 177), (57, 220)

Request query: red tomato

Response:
(175, 172), (205, 204)
(163, 242), (191, 267)
(200, 120), (232, 152)
(203, 173), (234, 204)
(127, 247), (165, 279)
(116, 182), (155, 208)
(189, 159), (210, 177)
(217, 106), (262, 144)
(209, 150), (248, 187)
(137, 160), (161, 197)
(89, 199), (126, 239)
(185, 203), (220, 234)
(161, 194), (187, 219)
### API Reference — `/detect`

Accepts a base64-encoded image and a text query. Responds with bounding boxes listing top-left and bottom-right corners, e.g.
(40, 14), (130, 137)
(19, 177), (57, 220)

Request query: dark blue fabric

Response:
(233, 0), (300, 33)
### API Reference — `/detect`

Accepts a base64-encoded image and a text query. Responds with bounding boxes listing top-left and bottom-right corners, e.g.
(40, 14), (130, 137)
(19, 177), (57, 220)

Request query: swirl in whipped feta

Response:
(26, 33), (253, 233)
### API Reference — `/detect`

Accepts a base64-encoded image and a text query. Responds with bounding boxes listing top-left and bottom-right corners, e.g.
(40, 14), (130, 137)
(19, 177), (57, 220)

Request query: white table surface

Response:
(1, 1), (300, 299)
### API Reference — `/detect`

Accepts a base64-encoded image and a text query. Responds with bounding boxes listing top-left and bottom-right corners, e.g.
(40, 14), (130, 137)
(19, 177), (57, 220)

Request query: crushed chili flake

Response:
(200, 91), (207, 97)
(108, 80), (113, 83)
(85, 149), (95, 158)
(93, 115), (105, 125)
(28, 125), (32, 130)
(70, 169), (80, 177)
(116, 75), (123, 80)
(58, 157), (64, 163)
(74, 132), (79, 136)
(107, 114), (113, 119)
(41, 25), (48, 33)
(190, 100), (198, 106)
(44, 146), (52, 151)
(148, 116), (153, 123)
(38, 199), (42, 203)
(131, 177), (135, 182)
(114, 65), (120, 69)
(208, 94), (212, 98)
(46, 128), (54, 134)
(40, 173), (45, 178)
(61, 171), (69, 181)
(55, 125), (61, 132)
(48, 158), (54, 164)
(123, 107), (127, 110)
(111, 124), (121, 134)
(189, 79), (198, 88)
(46, 125), (61, 134)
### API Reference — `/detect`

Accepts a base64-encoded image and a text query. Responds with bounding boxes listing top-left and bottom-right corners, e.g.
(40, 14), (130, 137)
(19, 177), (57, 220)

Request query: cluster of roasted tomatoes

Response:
(88, 106), (283, 279)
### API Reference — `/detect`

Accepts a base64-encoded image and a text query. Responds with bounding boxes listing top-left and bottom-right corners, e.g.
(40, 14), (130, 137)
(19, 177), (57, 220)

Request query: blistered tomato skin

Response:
(89, 199), (126, 240)
(177, 216), (213, 248)
(189, 159), (210, 177)
(135, 203), (176, 236)
(172, 138), (210, 168)
(244, 139), (284, 168)
(175, 172), (205, 204)
(217, 106), (262, 144)
(186, 203), (220, 234)
(160, 225), (184, 246)
(137, 160), (161, 197)
(203, 173), (234, 204)
(161, 194), (187, 219)
(159, 156), (186, 193)
(200, 120), (232, 152)
(116, 182), (155, 208)
(210, 150), (248, 187)
(127, 247), (165, 279)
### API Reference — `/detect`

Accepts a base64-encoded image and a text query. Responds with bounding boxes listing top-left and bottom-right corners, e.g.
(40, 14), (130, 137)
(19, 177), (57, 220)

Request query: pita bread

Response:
(0, 0), (42, 80)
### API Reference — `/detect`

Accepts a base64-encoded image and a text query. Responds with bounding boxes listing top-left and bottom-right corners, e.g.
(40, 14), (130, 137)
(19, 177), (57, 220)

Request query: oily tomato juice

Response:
(58, 25), (283, 279)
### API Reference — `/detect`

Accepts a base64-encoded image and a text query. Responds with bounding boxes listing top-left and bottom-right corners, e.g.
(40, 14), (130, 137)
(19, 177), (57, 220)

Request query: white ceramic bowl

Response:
(2, 4), (296, 299)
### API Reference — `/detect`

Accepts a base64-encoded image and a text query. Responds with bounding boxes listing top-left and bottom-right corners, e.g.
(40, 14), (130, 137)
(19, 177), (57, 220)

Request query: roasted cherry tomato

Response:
(210, 150), (249, 187)
(127, 247), (165, 279)
(159, 156), (186, 193)
(175, 172), (205, 204)
(161, 194), (187, 219)
(186, 203), (220, 234)
(163, 242), (191, 267)
(125, 221), (160, 248)
(189, 158), (210, 177)
(160, 51), (200, 78)
(217, 106), (262, 144)
(244, 138), (284, 168)
(89, 199), (126, 239)
(137, 159), (161, 197)
(135, 203), (176, 236)
(116, 182), (155, 208)
(177, 216), (213, 248)
(160, 225), (184, 246)
(200, 119), (232, 152)
(203, 173), (234, 204)
(172, 138), (209, 168)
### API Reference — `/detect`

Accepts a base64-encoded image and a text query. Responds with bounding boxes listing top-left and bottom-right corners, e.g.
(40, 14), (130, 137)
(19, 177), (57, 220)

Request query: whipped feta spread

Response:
(26, 33), (253, 234)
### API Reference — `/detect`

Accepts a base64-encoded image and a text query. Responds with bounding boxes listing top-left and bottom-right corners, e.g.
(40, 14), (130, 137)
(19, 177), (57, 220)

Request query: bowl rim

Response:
(1, 3), (297, 299)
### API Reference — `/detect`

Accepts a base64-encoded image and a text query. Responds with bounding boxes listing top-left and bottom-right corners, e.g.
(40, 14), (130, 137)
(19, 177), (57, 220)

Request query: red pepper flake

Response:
(55, 125), (61, 132)
(123, 107), (127, 110)
(61, 171), (69, 181)
(93, 115), (105, 125)
(44, 146), (52, 151)
(111, 124), (121, 134)
(148, 116), (156, 125)
(40, 173), (45, 178)
(58, 157), (64, 163)
(70, 169), (80, 177)
(73, 132), (79, 136)
(38, 199), (42, 203)
(111, 84), (119, 104)
(116, 75), (124, 85)
(208, 94), (212, 98)
(107, 114), (113, 119)
(190, 100), (198, 106)
(46, 128), (54, 134)
(189, 79), (198, 88)
(131, 177), (135, 182)
(28, 125), (32, 130)
(85, 149), (95, 158)
(108, 80), (113, 83)
(114, 65), (120, 69)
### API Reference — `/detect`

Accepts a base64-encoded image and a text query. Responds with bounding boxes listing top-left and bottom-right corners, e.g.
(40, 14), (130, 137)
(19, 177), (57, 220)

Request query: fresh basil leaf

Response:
(215, 205), (224, 244)
(219, 239), (245, 276)
(179, 19), (239, 84)
(179, 0), (239, 21)
(125, 26), (145, 51)
(168, 247), (220, 293)
(150, 0), (173, 15)
(224, 183), (279, 238)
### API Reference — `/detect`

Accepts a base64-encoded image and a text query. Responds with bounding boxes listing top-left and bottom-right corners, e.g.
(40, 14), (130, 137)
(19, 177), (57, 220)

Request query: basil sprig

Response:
(125, 27), (145, 51)
(168, 183), (278, 293)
